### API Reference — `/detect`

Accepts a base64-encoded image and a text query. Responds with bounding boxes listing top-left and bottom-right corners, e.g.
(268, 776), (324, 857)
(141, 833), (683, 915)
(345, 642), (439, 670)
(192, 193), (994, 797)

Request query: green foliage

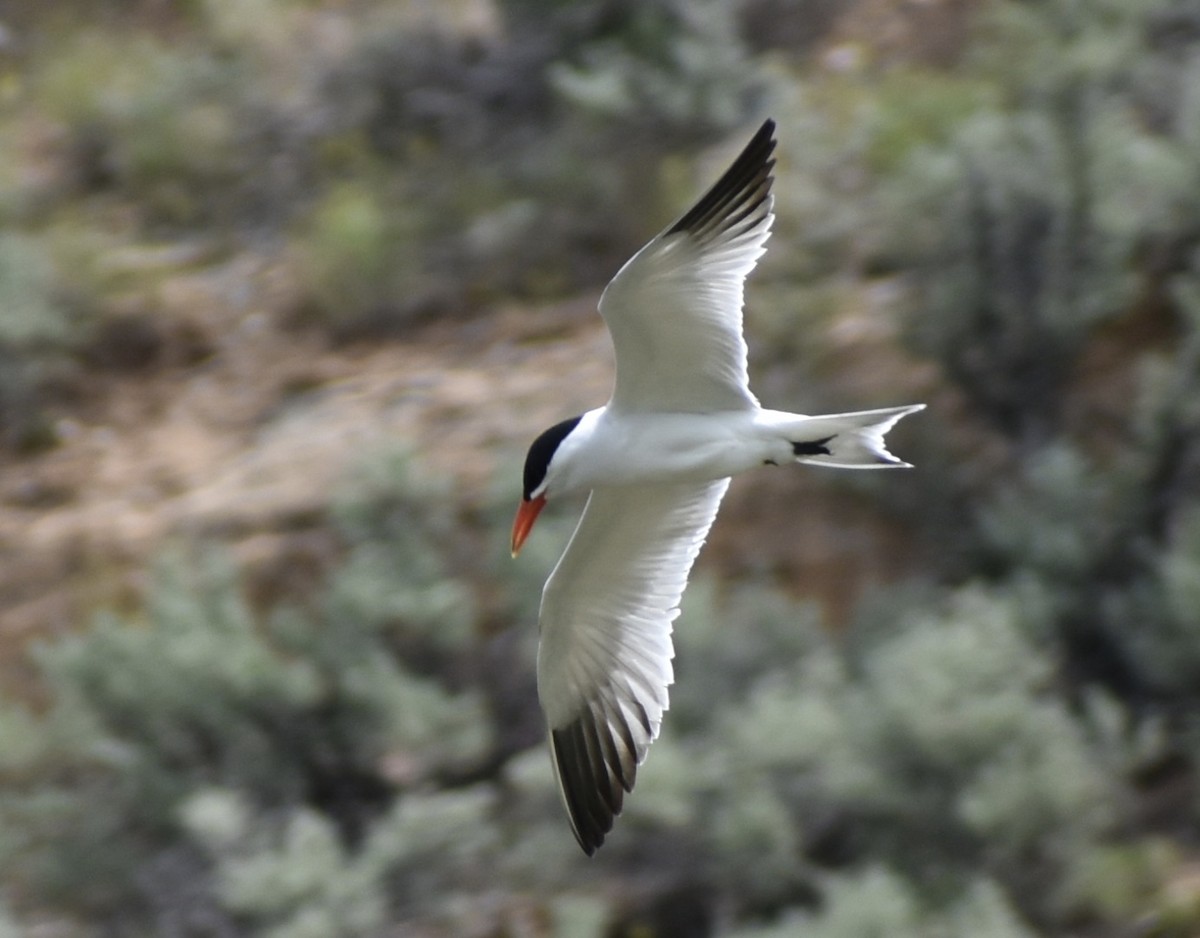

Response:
(869, 0), (1200, 444)
(184, 784), (501, 938)
(0, 522), (493, 928)
(0, 233), (76, 453)
(957, 264), (1200, 706)
(671, 577), (823, 732)
(884, 103), (1134, 441)
(1, 437), (1163, 937)
(977, 443), (1120, 584)
(327, 444), (476, 647)
(689, 586), (1117, 924)
(0, 233), (70, 348)
(291, 180), (424, 336)
(970, 0), (1166, 102)
(546, 0), (756, 135)
(729, 869), (1036, 938)
(3, 435), (1141, 934)
(11, 1), (1200, 936)
(34, 30), (250, 226)
(8, 0), (772, 342)
(0, 903), (25, 938)
(1106, 506), (1200, 698)
(859, 71), (1001, 176)
(287, 0), (768, 330)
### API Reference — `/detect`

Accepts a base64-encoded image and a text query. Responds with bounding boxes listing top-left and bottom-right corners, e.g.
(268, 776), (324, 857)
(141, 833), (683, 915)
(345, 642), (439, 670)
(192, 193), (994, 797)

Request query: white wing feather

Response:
(536, 479), (730, 854)
(599, 120), (777, 415)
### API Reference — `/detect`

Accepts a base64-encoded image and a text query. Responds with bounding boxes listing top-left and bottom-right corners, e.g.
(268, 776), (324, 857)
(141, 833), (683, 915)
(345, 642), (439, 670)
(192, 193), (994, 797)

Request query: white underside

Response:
(529, 118), (926, 853)
(545, 403), (925, 496)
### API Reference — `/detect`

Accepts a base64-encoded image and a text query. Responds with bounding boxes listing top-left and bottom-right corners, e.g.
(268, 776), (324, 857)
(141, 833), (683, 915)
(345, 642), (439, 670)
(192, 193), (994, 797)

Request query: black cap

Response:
(522, 415), (583, 500)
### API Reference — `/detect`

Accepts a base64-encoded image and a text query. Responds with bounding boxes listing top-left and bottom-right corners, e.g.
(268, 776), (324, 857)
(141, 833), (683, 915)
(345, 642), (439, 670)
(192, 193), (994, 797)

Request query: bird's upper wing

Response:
(536, 478), (730, 854)
(598, 119), (776, 415)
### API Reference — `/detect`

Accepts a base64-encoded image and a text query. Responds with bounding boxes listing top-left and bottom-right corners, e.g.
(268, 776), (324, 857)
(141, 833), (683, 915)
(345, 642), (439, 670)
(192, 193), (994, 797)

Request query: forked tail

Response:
(785, 404), (925, 469)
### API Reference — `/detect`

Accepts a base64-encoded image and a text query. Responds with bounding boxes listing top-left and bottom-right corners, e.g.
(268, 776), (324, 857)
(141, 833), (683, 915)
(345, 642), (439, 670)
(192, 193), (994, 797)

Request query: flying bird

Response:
(511, 118), (924, 855)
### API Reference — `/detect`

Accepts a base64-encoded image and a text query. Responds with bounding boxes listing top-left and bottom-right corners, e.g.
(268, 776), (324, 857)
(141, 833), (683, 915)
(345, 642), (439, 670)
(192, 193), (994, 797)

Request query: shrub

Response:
(682, 586), (1119, 926)
(544, 0), (757, 138)
(883, 104), (1135, 442)
(32, 30), (252, 227)
(727, 869), (1037, 938)
(183, 784), (502, 938)
(0, 233), (79, 453)
(0, 233), (71, 349)
(0, 520), (493, 929)
(290, 180), (422, 337)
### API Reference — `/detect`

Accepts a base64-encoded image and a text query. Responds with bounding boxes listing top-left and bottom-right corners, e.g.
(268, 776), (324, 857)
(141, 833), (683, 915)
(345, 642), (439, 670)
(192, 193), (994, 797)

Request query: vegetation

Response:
(4, 0), (1200, 935)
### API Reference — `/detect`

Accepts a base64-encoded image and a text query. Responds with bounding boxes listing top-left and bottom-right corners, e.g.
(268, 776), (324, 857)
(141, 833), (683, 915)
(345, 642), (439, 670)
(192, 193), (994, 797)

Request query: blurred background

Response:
(2, 0), (1200, 934)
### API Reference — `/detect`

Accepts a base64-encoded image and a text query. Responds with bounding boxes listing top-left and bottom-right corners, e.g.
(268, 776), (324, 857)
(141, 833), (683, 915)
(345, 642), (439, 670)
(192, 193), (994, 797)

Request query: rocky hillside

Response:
(5, 2), (1200, 937)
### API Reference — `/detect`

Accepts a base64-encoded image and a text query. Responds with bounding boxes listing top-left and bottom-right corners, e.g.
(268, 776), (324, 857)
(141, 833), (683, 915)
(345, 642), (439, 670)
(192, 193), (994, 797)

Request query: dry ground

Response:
(0, 239), (934, 695)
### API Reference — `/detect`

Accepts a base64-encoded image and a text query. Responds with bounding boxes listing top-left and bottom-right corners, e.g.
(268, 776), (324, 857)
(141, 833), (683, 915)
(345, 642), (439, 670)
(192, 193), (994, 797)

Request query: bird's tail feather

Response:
(785, 404), (925, 469)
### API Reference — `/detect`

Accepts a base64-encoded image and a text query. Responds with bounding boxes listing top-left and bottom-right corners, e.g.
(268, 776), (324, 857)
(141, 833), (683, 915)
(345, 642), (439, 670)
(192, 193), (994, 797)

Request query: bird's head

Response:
(512, 415), (583, 557)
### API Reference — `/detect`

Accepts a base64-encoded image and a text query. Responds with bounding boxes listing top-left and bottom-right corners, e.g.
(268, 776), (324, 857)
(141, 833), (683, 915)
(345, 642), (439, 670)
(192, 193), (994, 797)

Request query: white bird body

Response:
(511, 119), (924, 854)
(544, 405), (922, 495)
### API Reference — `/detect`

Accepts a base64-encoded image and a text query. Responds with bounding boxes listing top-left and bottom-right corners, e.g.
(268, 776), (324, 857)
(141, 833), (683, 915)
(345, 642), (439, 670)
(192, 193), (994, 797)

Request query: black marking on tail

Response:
(792, 436), (835, 457)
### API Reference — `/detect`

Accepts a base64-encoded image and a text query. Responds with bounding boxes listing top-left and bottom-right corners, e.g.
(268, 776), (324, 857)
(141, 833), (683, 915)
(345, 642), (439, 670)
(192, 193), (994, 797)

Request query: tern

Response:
(511, 118), (924, 855)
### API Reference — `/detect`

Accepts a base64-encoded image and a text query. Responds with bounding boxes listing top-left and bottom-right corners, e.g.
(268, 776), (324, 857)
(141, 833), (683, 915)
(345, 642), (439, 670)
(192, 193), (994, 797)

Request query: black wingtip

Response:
(551, 722), (619, 855)
(666, 118), (777, 239)
(549, 693), (657, 855)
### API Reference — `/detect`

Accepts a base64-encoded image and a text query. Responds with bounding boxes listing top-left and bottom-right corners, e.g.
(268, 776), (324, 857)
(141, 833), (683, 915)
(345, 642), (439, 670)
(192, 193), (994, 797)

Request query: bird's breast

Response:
(561, 410), (767, 491)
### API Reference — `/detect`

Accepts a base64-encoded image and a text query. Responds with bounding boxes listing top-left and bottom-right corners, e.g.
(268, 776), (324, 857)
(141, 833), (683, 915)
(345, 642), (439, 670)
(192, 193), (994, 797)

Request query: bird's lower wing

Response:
(536, 479), (731, 854)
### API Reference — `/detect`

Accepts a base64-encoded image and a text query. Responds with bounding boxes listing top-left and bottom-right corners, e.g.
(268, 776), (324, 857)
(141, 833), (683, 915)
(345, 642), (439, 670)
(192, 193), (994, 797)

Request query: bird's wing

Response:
(598, 119), (776, 415)
(536, 478), (730, 854)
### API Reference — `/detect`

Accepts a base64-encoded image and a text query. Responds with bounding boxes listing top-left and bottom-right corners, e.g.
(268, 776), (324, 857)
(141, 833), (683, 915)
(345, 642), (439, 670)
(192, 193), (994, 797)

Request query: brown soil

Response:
(0, 234), (935, 694)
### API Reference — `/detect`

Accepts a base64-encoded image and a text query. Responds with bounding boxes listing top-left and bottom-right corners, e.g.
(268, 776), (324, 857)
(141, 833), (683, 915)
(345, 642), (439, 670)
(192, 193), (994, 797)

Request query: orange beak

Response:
(511, 494), (546, 557)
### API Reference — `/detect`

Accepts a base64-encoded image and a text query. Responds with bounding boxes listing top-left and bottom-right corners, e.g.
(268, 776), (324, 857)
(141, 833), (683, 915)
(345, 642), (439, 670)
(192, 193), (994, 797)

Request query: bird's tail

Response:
(780, 404), (925, 469)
